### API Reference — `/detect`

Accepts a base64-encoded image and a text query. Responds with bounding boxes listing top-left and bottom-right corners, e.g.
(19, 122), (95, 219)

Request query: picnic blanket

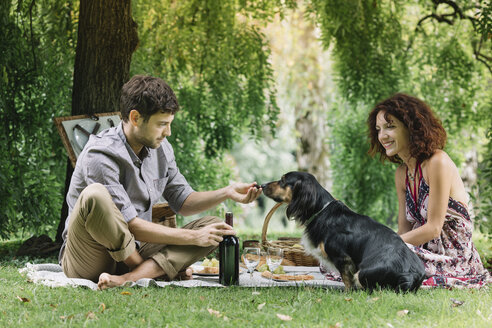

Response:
(19, 263), (345, 291)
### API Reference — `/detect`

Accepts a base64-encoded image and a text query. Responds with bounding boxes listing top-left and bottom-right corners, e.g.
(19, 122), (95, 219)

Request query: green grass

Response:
(1, 235), (491, 327)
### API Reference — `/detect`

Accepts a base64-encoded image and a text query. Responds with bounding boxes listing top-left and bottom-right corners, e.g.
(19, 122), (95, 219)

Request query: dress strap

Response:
(408, 161), (421, 206)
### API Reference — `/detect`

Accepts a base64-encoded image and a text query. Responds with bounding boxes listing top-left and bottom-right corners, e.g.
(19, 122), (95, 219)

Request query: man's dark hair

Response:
(120, 75), (179, 122)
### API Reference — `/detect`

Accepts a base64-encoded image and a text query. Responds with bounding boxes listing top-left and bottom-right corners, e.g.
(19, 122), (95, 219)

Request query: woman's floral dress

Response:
(405, 164), (490, 288)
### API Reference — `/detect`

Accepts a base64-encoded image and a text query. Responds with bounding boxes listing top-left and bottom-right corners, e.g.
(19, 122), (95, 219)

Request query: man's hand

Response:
(227, 182), (262, 204)
(179, 182), (263, 216)
(192, 222), (236, 247)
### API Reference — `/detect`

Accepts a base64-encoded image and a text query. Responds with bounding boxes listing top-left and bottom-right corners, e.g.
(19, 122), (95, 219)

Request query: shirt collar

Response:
(116, 123), (151, 167)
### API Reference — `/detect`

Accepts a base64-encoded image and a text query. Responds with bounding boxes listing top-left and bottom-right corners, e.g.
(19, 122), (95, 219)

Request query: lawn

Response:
(1, 235), (490, 328)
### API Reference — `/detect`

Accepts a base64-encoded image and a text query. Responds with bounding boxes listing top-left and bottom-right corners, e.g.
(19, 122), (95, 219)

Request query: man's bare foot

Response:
(98, 273), (128, 290)
(157, 267), (193, 281)
(177, 267), (193, 281)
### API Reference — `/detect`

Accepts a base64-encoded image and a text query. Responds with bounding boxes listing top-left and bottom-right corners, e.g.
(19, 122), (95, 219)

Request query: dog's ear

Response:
(286, 179), (318, 221)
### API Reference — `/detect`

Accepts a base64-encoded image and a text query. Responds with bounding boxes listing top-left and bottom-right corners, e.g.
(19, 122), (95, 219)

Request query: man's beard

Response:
(139, 135), (163, 149)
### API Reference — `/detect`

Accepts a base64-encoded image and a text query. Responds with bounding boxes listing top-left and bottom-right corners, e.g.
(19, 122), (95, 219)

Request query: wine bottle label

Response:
(222, 245), (237, 285)
(219, 235), (239, 286)
(219, 212), (239, 286)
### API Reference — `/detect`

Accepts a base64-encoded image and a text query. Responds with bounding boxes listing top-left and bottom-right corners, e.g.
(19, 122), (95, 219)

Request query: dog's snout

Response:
(260, 183), (267, 189)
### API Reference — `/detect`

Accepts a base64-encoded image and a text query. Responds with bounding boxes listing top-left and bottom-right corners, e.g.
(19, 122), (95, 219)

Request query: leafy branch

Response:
(410, 0), (491, 73)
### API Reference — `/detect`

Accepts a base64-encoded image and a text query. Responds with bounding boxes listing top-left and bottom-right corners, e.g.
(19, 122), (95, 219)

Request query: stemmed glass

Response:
(266, 247), (283, 280)
(243, 247), (261, 281)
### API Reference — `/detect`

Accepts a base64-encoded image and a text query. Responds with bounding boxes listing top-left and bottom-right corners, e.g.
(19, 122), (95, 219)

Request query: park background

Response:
(1, 1), (491, 327)
(1, 0), (490, 243)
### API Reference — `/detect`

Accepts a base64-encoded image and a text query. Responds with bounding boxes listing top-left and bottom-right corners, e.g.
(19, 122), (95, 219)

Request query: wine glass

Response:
(243, 247), (260, 284)
(266, 247), (283, 279)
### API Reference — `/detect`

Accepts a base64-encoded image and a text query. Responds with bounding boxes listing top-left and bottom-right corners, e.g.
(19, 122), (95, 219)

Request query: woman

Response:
(367, 93), (489, 288)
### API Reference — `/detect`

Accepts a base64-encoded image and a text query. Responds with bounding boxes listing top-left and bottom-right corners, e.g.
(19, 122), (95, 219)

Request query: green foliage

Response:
(475, 126), (492, 233)
(329, 102), (398, 225)
(308, 0), (408, 105)
(0, 1), (75, 238)
(311, 0), (491, 225)
(131, 0), (285, 192)
(472, 230), (492, 269)
(407, 24), (485, 137)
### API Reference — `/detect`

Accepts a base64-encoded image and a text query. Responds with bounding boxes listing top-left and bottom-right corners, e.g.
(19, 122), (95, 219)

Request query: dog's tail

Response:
(359, 268), (425, 293)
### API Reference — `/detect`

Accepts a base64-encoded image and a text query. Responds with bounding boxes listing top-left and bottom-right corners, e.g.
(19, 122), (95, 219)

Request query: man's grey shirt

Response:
(60, 123), (194, 259)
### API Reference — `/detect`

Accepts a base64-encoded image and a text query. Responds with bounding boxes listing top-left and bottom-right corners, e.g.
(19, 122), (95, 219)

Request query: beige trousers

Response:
(61, 183), (220, 282)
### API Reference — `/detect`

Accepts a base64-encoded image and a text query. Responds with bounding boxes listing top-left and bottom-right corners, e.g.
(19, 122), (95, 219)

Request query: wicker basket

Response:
(261, 203), (319, 267)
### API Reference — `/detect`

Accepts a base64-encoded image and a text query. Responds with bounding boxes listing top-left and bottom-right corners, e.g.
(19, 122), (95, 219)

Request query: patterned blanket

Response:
(19, 263), (344, 290)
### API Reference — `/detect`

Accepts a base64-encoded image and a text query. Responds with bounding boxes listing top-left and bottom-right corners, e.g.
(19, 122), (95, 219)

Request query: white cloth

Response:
(19, 263), (344, 291)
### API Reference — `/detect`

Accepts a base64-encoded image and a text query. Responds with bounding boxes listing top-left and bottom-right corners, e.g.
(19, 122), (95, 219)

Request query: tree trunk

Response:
(56, 0), (138, 242)
(291, 12), (332, 190)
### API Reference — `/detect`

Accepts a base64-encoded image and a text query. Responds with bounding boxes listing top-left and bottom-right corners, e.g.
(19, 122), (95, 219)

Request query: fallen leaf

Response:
(475, 309), (487, 321)
(316, 298), (322, 303)
(344, 297), (352, 302)
(86, 311), (96, 319)
(50, 304), (57, 308)
(208, 308), (222, 318)
(371, 297), (380, 302)
(257, 302), (266, 310)
(99, 303), (106, 312)
(329, 323), (342, 328)
(60, 315), (74, 320)
(276, 313), (292, 321)
(397, 309), (409, 317)
(252, 291), (261, 295)
(199, 296), (205, 301)
(120, 291), (131, 295)
(450, 298), (464, 307)
(16, 296), (30, 303)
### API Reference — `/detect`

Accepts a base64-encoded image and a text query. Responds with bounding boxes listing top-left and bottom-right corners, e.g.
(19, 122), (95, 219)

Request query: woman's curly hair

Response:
(367, 93), (447, 164)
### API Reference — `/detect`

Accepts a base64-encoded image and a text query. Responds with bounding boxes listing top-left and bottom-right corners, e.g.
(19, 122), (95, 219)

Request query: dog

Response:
(261, 171), (426, 292)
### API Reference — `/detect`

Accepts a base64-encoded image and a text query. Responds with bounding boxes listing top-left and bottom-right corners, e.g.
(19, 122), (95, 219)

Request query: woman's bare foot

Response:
(98, 273), (128, 290)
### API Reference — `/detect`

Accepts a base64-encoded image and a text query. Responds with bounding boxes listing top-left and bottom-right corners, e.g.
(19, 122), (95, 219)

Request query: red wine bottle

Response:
(219, 212), (239, 286)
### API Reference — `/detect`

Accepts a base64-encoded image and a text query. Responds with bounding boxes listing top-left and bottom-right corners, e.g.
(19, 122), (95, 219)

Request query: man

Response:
(59, 75), (262, 289)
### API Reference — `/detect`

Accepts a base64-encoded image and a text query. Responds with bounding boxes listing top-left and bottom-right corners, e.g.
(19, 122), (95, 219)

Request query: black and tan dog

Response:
(261, 171), (425, 292)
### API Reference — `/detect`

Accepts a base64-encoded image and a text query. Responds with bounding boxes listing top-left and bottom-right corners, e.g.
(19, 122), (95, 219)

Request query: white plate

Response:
(272, 278), (290, 282)
(194, 272), (219, 277)
(191, 265), (218, 276)
(191, 264), (245, 276)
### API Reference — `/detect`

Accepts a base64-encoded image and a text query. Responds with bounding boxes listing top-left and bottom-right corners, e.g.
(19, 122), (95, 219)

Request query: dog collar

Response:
(303, 200), (334, 226)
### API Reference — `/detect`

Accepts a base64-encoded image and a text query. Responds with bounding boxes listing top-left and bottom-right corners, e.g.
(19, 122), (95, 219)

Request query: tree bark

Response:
(56, 0), (139, 242)
(292, 13), (332, 190)
(72, 0), (139, 115)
